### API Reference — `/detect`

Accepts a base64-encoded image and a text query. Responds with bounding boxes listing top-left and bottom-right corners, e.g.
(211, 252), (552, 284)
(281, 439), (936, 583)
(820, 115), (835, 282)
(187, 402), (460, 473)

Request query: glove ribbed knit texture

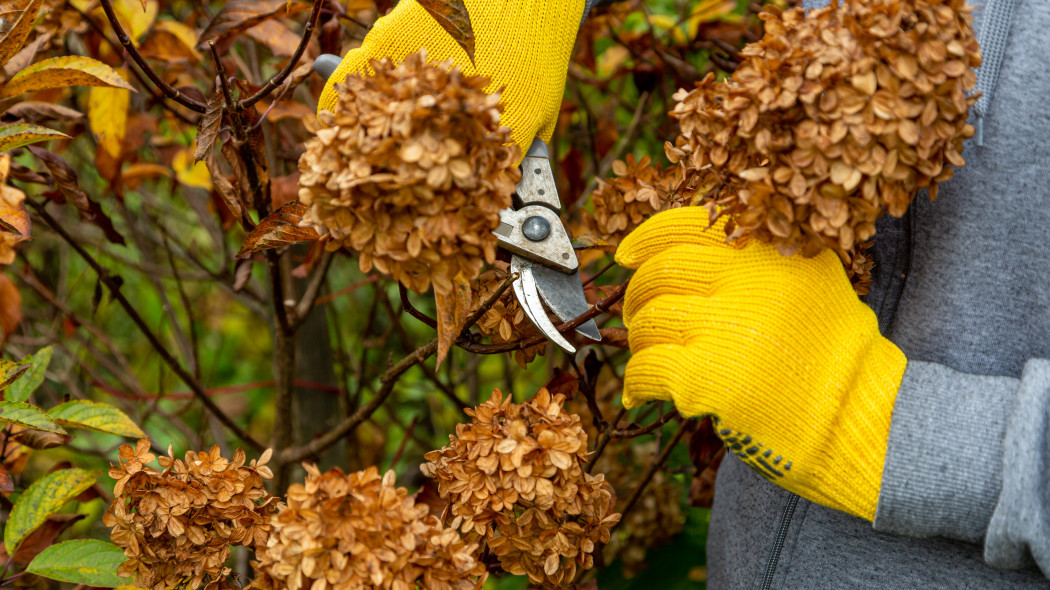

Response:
(318, 0), (586, 155)
(617, 207), (907, 520)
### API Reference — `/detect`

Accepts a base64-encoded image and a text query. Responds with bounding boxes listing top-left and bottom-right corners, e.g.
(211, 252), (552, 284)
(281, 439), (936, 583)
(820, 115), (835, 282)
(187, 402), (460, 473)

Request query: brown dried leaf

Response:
(245, 20), (302, 57)
(4, 102), (84, 126)
(0, 0), (44, 69)
(0, 463), (11, 493)
(10, 514), (85, 564)
(236, 201), (320, 259)
(197, 0), (310, 46)
(194, 93), (224, 163)
(0, 274), (22, 338)
(433, 271), (472, 368)
(10, 428), (72, 450)
(26, 146), (126, 246)
(416, 0), (476, 64)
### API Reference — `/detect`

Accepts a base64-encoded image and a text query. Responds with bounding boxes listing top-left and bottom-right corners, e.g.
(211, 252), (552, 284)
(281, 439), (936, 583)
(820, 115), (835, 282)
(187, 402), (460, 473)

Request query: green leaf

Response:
(4, 468), (97, 553)
(0, 359), (30, 391)
(6, 346), (53, 403)
(0, 401), (66, 433)
(49, 400), (145, 438)
(26, 540), (127, 587)
(0, 124), (69, 153)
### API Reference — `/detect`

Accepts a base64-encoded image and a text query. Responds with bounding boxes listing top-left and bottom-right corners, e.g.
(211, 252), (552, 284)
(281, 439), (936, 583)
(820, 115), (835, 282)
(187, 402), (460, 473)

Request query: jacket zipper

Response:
(759, 494), (800, 590)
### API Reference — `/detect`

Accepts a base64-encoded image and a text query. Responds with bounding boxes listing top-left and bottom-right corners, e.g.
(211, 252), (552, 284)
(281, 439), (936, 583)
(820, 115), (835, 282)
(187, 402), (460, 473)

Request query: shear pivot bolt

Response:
(522, 216), (550, 241)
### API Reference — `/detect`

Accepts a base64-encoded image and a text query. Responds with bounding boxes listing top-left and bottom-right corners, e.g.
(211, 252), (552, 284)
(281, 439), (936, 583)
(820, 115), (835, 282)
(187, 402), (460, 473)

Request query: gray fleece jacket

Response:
(706, 0), (1050, 587)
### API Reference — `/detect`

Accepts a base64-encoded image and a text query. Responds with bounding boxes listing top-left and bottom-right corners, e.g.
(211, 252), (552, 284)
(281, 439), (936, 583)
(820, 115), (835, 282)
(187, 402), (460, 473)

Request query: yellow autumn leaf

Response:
(92, 0), (158, 43)
(0, 56), (137, 98)
(152, 20), (202, 61)
(88, 82), (130, 159)
(172, 148), (213, 190)
(687, 0), (742, 38)
(647, 13), (688, 44)
(596, 45), (630, 77)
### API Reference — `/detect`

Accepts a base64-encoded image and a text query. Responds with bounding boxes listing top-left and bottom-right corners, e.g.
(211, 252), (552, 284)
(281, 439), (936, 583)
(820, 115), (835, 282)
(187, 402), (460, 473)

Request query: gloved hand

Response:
(317, 0), (586, 155)
(616, 207), (907, 520)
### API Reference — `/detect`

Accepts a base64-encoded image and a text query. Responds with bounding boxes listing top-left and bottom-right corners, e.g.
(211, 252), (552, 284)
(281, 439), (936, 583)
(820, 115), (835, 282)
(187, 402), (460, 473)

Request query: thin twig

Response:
(619, 421), (689, 519)
(611, 410), (679, 439)
(292, 251), (334, 327)
(387, 414), (419, 471)
(586, 407), (627, 474)
(29, 200), (263, 451)
(97, 0), (206, 113)
(398, 282), (437, 329)
(239, 0), (325, 109)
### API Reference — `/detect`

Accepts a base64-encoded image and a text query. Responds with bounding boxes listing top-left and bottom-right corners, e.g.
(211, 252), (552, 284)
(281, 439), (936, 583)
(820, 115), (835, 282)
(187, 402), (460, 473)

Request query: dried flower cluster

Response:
(104, 439), (277, 590)
(298, 50), (521, 295)
(471, 262), (546, 368)
(250, 465), (486, 590)
(585, 154), (692, 244)
(667, 0), (980, 293)
(422, 389), (621, 588)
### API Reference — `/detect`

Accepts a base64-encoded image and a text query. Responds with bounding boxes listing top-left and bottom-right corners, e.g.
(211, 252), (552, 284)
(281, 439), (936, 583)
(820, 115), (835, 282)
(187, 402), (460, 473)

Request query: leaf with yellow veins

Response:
(49, 400), (146, 439)
(0, 124), (68, 152)
(6, 470), (98, 554)
(88, 84), (131, 159)
(1, 56), (137, 98)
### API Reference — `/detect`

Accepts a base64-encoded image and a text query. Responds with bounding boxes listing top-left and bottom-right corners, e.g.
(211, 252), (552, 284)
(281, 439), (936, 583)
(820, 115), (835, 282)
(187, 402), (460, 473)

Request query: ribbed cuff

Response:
(873, 360), (1016, 543)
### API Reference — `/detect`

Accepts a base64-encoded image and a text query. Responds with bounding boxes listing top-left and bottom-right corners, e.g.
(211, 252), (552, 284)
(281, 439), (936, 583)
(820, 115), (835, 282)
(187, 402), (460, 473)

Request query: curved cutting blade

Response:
(531, 264), (601, 341)
(511, 256), (576, 354)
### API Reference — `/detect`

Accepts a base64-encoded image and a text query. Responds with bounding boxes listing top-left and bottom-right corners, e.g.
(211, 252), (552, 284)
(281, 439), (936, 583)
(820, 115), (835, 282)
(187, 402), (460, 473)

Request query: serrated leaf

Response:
(4, 468), (96, 553)
(0, 0), (45, 68)
(236, 201), (320, 258)
(0, 56), (137, 98)
(194, 93), (224, 163)
(88, 82), (131, 159)
(6, 345), (52, 403)
(49, 400), (145, 438)
(25, 540), (125, 587)
(0, 359), (30, 391)
(0, 401), (65, 433)
(0, 124), (68, 152)
(434, 271), (472, 369)
(417, 0), (476, 64)
(197, 0), (310, 46)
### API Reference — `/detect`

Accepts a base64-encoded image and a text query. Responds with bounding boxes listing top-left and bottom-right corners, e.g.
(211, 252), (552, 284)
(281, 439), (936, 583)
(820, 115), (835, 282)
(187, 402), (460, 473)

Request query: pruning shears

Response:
(314, 55), (601, 354)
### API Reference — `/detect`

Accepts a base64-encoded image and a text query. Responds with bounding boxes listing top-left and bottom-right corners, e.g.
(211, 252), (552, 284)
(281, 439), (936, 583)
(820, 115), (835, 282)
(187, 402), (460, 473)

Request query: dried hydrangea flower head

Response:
(298, 50), (522, 295)
(585, 153), (693, 245)
(103, 439), (277, 590)
(666, 0), (980, 293)
(250, 465), (486, 590)
(422, 389), (621, 588)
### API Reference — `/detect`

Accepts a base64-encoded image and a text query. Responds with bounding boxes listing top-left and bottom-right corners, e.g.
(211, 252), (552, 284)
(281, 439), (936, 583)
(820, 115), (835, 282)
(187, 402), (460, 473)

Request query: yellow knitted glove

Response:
(318, 0), (586, 154)
(616, 207), (907, 520)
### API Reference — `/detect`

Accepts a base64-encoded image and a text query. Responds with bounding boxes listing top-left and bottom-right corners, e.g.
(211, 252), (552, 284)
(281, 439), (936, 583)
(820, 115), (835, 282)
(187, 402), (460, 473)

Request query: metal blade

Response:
(532, 264), (602, 342)
(511, 256), (576, 354)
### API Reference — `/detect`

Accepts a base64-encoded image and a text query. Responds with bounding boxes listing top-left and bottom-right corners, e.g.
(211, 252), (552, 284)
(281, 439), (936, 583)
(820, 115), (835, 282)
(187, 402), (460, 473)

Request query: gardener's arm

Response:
(876, 361), (1050, 572)
(616, 207), (1050, 579)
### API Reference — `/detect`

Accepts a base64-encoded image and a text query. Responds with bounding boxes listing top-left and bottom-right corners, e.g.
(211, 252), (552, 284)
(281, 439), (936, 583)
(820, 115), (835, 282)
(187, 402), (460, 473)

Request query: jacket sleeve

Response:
(872, 359), (1050, 576)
